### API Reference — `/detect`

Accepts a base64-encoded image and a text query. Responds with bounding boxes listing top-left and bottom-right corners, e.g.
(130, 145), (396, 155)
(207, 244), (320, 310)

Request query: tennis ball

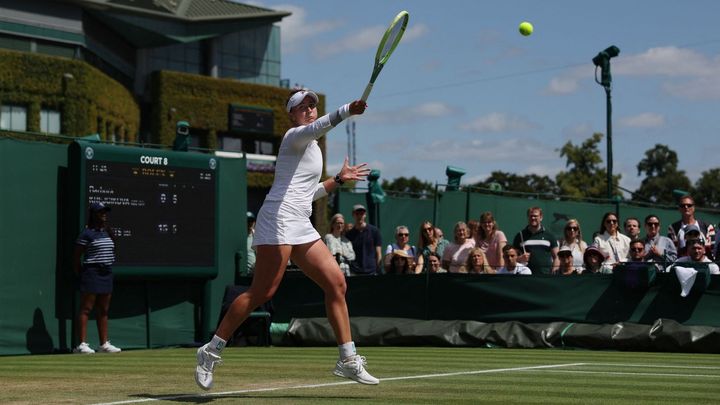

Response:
(519, 21), (533, 36)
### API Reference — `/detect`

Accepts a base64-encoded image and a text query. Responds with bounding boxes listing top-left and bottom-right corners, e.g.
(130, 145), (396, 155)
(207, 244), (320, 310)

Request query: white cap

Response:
(286, 90), (319, 112)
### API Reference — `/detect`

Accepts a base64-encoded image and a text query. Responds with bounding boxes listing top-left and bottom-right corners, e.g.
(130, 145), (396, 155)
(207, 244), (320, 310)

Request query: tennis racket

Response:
(361, 10), (409, 102)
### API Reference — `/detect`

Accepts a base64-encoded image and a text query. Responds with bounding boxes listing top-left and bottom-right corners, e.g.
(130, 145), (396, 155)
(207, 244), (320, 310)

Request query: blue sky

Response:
(255, 0), (720, 195)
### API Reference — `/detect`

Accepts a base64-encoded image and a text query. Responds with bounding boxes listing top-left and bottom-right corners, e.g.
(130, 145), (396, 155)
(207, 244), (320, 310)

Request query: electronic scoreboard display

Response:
(69, 141), (218, 277)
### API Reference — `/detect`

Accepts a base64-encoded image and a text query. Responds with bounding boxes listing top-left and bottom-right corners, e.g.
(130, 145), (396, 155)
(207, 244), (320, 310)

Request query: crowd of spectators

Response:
(310, 195), (720, 277)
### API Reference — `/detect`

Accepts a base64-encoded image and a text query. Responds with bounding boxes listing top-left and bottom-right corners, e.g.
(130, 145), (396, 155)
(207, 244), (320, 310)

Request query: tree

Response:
(633, 144), (692, 205)
(381, 176), (435, 197)
(555, 132), (620, 199)
(694, 168), (720, 208)
(474, 171), (558, 194)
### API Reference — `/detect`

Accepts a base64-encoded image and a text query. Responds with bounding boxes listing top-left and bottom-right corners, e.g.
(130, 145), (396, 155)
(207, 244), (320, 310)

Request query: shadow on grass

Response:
(130, 393), (369, 403)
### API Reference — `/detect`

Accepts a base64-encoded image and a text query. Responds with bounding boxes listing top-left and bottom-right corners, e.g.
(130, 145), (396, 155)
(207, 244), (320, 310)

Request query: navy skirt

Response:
(79, 264), (114, 294)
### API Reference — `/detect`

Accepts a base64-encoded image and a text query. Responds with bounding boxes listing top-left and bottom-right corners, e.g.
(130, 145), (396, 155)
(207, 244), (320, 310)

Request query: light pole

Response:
(593, 45), (620, 199)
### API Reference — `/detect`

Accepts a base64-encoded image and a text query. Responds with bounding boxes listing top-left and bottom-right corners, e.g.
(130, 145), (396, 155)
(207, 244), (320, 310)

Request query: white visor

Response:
(286, 90), (319, 112)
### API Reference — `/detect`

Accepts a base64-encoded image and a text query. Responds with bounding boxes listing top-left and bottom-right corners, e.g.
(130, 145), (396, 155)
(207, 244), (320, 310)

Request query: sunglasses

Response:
(566, 226), (579, 231)
(645, 222), (660, 227)
(605, 219), (618, 224)
(397, 233), (409, 237)
(679, 204), (694, 208)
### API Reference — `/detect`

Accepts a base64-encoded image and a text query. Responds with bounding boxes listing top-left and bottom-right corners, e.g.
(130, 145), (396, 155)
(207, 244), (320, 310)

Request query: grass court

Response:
(1, 346), (719, 404)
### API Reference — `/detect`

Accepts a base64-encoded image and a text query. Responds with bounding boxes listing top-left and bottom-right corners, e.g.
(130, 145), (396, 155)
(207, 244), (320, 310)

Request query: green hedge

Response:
(0, 49), (139, 140)
(151, 71), (332, 230)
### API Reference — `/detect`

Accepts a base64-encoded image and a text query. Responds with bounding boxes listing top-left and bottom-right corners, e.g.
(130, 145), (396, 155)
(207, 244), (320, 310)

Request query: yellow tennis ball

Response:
(519, 21), (533, 36)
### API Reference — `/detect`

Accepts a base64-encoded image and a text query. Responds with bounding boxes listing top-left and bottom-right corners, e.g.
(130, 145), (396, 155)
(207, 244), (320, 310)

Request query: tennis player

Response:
(195, 89), (379, 390)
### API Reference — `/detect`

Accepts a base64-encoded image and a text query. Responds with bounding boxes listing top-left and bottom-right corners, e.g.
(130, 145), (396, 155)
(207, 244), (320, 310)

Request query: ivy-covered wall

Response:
(0, 49), (139, 141)
(151, 70), (331, 231)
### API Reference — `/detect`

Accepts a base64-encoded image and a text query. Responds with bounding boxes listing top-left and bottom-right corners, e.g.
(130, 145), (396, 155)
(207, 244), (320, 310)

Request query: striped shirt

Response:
(76, 228), (115, 265)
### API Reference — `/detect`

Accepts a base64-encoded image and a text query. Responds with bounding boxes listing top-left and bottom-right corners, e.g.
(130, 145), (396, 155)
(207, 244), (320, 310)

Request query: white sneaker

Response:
(333, 355), (379, 385)
(195, 343), (222, 390)
(99, 341), (122, 353)
(73, 342), (95, 354)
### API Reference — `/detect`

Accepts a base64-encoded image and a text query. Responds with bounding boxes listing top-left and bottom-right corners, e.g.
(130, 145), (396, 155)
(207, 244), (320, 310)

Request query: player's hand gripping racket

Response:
(361, 10), (409, 102)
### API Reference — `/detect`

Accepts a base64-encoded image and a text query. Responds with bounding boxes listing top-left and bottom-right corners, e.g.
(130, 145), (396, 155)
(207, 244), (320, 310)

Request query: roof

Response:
(69, 0), (291, 22)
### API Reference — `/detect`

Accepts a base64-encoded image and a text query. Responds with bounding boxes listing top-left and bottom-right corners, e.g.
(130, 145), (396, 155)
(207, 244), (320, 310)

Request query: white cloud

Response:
(315, 23), (428, 59)
(663, 77), (720, 101)
(614, 46), (719, 77)
(524, 164), (564, 178)
(618, 112), (666, 128)
(269, 4), (343, 52)
(561, 122), (595, 139)
(364, 102), (457, 124)
(412, 138), (555, 162)
(458, 112), (539, 133)
(546, 77), (579, 94)
(547, 46), (720, 99)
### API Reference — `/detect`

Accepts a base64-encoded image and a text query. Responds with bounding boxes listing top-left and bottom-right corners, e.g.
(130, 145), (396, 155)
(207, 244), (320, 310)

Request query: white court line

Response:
(90, 362), (585, 405)
(543, 369), (720, 379)
(579, 363), (720, 370)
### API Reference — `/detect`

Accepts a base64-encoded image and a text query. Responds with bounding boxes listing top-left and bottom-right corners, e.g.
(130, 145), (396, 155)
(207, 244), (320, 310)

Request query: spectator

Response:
(441, 222), (476, 273)
(467, 219), (480, 241)
(627, 238), (647, 262)
(582, 246), (611, 274)
(668, 195), (715, 258)
(557, 246), (578, 275)
(386, 250), (413, 274)
(512, 207), (559, 274)
(426, 252), (446, 273)
(415, 221), (441, 273)
(324, 213), (356, 277)
(497, 245), (532, 275)
(246, 211), (256, 276)
(475, 211), (507, 271)
(593, 212), (631, 267)
(434, 226), (449, 257)
(674, 237), (720, 274)
(345, 204), (383, 275)
(465, 247), (495, 274)
(680, 224), (703, 256)
(624, 217), (641, 240)
(643, 214), (677, 272)
(558, 218), (587, 273)
(384, 225), (416, 273)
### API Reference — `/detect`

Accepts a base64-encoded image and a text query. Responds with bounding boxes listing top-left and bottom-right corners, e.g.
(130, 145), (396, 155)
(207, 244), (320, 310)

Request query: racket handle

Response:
(361, 82), (374, 102)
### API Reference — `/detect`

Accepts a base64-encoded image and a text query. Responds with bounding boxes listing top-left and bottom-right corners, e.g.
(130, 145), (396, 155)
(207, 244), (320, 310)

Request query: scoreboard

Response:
(69, 141), (218, 277)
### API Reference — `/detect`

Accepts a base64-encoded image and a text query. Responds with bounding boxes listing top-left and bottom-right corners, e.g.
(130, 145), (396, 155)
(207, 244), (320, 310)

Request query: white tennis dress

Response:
(253, 104), (351, 246)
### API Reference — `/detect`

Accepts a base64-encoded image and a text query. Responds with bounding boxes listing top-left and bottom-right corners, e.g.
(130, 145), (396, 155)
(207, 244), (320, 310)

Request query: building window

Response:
(147, 42), (201, 75)
(217, 26), (281, 85)
(255, 140), (274, 155)
(40, 109), (61, 134)
(0, 105), (27, 131)
(217, 134), (242, 152)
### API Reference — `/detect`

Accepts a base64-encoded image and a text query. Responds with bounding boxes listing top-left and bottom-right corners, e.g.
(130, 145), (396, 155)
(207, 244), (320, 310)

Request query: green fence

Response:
(3, 135), (720, 356)
(0, 137), (246, 355)
(246, 271), (720, 327)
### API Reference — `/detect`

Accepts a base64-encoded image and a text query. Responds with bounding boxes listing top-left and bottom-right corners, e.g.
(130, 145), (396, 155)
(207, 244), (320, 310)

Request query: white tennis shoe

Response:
(333, 355), (379, 385)
(195, 343), (222, 390)
(73, 342), (95, 354)
(99, 341), (121, 353)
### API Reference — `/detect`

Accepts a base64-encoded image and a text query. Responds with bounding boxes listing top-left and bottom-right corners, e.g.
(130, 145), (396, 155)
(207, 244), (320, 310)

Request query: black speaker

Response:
(217, 285), (273, 346)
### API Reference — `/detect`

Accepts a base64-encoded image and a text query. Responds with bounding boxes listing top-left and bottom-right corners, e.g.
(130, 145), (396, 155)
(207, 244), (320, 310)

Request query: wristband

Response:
(334, 174), (345, 185)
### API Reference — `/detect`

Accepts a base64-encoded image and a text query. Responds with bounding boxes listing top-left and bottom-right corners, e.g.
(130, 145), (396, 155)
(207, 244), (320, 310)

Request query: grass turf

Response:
(0, 347), (719, 404)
